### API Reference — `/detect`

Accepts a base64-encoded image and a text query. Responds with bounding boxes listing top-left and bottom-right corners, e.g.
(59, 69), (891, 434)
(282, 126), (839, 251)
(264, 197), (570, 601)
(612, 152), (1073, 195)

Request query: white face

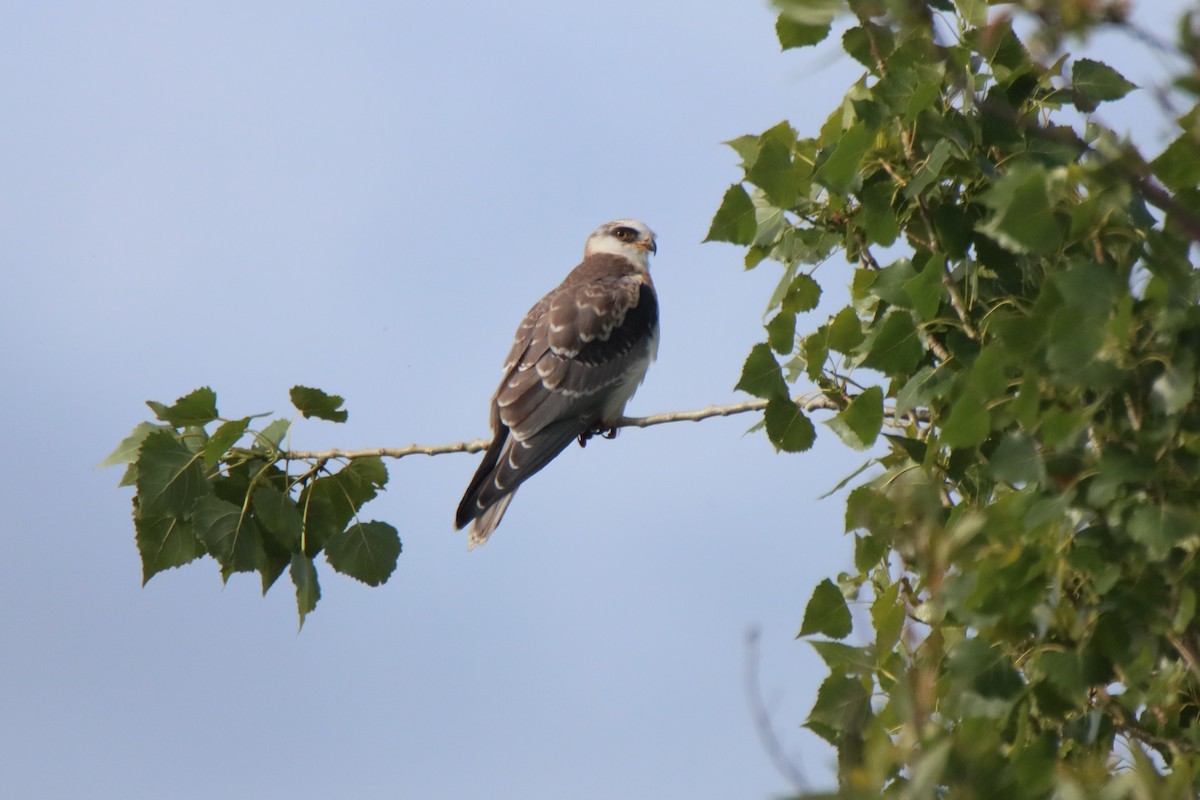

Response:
(583, 219), (657, 270)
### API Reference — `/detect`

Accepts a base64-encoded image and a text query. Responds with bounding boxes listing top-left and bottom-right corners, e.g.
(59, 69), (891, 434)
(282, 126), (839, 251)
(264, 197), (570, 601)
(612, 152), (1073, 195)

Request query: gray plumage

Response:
(455, 219), (659, 548)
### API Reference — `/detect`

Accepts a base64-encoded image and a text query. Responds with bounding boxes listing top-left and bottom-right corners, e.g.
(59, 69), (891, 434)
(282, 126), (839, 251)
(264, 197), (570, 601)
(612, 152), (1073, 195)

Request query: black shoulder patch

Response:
(574, 282), (658, 366)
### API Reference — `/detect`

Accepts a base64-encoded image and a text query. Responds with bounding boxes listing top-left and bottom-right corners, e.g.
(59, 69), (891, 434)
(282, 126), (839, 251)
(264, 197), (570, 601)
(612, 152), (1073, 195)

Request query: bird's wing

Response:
(496, 263), (658, 438)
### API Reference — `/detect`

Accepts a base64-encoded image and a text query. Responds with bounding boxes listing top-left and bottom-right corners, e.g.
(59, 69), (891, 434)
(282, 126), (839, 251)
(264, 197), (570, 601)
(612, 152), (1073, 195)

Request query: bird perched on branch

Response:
(455, 219), (660, 548)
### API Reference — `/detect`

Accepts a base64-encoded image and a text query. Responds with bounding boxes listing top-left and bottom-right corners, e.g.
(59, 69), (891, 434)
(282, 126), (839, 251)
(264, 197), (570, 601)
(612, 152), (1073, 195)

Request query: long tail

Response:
(455, 425), (509, 531)
(454, 419), (582, 547)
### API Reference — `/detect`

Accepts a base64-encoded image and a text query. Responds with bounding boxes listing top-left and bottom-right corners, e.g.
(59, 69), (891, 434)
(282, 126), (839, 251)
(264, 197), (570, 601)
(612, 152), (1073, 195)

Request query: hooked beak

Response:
(641, 237), (658, 255)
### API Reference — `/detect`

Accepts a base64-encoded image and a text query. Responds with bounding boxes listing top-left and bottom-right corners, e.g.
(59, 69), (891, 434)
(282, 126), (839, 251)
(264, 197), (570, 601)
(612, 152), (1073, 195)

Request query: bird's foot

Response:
(577, 425), (619, 448)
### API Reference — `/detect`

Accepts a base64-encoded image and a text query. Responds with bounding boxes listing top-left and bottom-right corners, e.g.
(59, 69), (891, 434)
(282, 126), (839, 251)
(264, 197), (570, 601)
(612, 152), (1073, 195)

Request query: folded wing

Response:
(455, 254), (658, 546)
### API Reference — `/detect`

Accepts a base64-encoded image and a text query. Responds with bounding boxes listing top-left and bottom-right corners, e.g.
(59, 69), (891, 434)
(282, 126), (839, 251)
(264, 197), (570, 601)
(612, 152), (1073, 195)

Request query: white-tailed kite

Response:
(455, 219), (660, 548)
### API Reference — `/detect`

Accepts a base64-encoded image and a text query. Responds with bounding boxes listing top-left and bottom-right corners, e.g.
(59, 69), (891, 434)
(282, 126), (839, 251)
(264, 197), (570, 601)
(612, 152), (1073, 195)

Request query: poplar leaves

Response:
(104, 386), (400, 627)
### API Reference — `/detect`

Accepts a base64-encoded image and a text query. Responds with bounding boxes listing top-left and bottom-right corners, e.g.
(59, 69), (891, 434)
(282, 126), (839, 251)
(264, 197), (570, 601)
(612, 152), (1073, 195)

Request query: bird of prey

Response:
(455, 219), (660, 548)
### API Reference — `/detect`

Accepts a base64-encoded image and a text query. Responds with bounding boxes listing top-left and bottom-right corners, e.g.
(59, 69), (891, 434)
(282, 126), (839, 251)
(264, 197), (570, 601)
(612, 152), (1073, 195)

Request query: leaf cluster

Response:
(714, 0), (1200, 795)
(103, 386), (400, 626)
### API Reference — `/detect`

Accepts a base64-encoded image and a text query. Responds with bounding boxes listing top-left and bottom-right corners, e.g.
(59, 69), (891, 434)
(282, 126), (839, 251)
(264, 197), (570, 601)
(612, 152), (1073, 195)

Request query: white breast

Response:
(599, 325), (659, 424)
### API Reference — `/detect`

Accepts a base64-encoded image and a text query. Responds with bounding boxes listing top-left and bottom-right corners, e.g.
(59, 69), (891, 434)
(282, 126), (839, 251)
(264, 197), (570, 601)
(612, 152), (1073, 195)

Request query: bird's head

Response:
(584, 219), (657, 271)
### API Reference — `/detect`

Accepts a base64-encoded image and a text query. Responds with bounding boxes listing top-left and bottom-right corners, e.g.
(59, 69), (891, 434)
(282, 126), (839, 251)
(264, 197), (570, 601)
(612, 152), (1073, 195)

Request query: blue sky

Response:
(0, 2), (1189, 798)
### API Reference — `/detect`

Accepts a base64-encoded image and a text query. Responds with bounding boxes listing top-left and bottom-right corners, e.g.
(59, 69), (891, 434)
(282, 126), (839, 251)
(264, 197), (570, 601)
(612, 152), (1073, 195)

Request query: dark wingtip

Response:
(455, 425), (510, 531)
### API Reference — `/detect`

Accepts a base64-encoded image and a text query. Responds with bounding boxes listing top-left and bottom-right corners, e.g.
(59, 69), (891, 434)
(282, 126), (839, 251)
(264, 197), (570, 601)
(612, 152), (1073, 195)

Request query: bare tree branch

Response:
(744, 627), (809, 793)
(1167, 631), (1200, 685)
(278, 394), (924, 463)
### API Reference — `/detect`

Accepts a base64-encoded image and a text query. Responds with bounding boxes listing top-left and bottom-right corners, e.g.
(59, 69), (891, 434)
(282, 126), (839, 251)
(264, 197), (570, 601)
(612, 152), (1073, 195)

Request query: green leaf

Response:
(1151, 361), (1195, 415)
(802, 326), (830, 381)
(765, 397), (816, 452)
(723, 134), (761, 167)
(884, 434), (927, 464)
(750, 193), (787, 247)
(906, 740), (953, 799)
(940, 389), (991, 448)
(252, 484), (304, 552)
(749, 125), (801, 209)
(799, 578), (852, 638)
(136, 430), (209, 517)
(781, 273), (822, 314)
(809, 640), (876, 674)
(1037, 650), (1087, 701)
(766, 311), (797, 354)
(853, 532), (888, 571)
(824, 386), (883, 450)
(827, 306), (865, 354)
(947, 638), (1023, 699)
(259, 550), (290, 596)
(134, 511), (203, 584)
(705, 184), (757, 245)
(931, 203), (972, 259)
(290, 553), (321, 629)
(805, 672), (870, 733)
(1008, 374), (1042, 429)
(254, 418), (291, 451)
(978, 163), (1064, 254)
(776, 16), (831, 50)
(860, 310), (924, 376)
(298, 457), (390, 553)
(904, 139), (953, 199)
(298, 493), (342, 557)
(1151, 133), (1200, 192)
(192, 495), (265, 580)
(736, 343), (788, 400)
(843, 24), (894, 72)
(817, 457), (875, 500)
(203, 417), (250, 469)
(857, 181), (899, 245)
(772, 0), (841, 26)
(903, 255), (945, 321)
(289, 386), (348, 423)
(1052, 263), (1120, 316)
(1045, 307), (1105, 378)
(871, 581), (905, 655)
(953, 0), (987, 27)
(1072, 58), (1136, 109)
(897, 367), (950, 419)
(814, 123), (873, 196)
(146, 387), (219, 427)
(1174, 587), (1196, 632)
(868, 259), (916, 308)
(1128, 504), (1198, 561)
(118, 463), (138, 488)
(100, 421), (165, 468)
(325, 521), (402, 587)
(968, 19), (1032, 85)
(988, 432), (1044, 484)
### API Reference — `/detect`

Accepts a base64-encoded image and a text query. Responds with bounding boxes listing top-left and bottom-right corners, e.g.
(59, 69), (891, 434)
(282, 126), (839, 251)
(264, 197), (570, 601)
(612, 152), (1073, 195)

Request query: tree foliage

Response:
(103, 386), (400, 627)
(710, 0), (1200, 795)
(103, 0), (1200, 793)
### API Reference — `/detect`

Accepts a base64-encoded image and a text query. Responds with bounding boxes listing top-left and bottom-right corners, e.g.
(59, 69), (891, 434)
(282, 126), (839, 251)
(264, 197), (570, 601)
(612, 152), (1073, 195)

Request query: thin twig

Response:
(1167, 631), (1200, 685)
(1099, 688), (1200, 757)
(744, 627), (808, 792)
(283, 438), (492, 461)
(280, 398), (819, 461)
(279, 394), (927, 462)
(1136, 174), (1200, 245)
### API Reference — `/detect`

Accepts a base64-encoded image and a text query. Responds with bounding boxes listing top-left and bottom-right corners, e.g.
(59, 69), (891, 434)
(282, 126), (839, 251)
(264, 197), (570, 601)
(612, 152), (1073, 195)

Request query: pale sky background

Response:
(0, 2), (1190, 798)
